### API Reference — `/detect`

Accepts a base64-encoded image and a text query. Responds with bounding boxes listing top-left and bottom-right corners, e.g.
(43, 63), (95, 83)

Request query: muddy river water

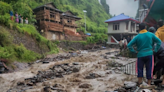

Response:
(0, 48), (138, 92)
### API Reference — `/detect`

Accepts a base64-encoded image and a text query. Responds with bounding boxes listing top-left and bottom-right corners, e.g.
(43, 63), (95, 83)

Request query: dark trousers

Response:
(154, 57), (164, 75)
(137, 55), (154, 79)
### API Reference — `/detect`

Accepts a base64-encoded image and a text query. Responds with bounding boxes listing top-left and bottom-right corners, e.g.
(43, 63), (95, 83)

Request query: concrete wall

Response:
(108, 21), (137, 33)
(108, 21), (127, 33)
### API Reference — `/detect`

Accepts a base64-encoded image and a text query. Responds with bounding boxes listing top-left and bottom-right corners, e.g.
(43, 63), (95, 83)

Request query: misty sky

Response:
(105, 0), (139, 18)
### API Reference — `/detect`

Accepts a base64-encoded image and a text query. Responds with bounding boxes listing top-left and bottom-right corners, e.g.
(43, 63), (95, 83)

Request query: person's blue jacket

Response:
(127, 29), (161, 57)
(9, 11), (13, 16)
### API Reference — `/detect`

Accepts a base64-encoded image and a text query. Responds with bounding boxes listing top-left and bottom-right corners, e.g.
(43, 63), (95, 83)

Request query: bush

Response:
(86, 33), (107, 44)
(0, 1), (12, 15)
(0, 27), (13, 46)
(0, 46), (13, 59)
(14, 44), (41, 62)
(0, 14), (11, 26)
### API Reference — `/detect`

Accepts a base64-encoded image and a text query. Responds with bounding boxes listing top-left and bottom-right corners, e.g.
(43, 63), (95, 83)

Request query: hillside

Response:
(5, 0), (111, 33)
(0, 0), (110, 62)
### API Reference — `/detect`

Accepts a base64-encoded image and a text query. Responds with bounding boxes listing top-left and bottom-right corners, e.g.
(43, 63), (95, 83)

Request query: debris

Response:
(72, 66), (80, 72)
(73, 62), (79, 65)
(42, 61), (50, 64)
(80, 50), (88, 54)
(17, 82), (25, 86)
(124, 81), (137, 89)
(85, 73), (101, 79)
(140, 89), (151, 92)
(79, 83), (92, 88)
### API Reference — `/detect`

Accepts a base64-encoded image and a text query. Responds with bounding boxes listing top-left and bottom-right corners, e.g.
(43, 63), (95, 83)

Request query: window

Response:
(126, 22), (128, 30)
(50, 14), (55, 18)
(67, 19), (72, 23)
(113, 23), (119, 30)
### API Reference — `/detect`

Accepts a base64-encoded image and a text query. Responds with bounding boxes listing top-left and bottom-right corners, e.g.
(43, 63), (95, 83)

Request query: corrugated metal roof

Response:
(105, 14), (139, 23)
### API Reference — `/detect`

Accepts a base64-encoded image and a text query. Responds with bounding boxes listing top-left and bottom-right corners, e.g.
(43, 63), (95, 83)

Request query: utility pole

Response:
(83, 10), (87, 34)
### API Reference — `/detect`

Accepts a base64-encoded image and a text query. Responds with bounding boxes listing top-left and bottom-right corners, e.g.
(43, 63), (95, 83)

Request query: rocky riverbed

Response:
(0, 48), (139, 92)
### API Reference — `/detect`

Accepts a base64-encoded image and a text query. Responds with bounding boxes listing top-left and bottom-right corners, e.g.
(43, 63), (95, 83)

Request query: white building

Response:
(105, 14), (139, 44)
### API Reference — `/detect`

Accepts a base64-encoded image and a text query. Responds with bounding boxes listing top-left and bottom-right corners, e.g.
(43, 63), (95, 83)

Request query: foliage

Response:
(0, 46), (13, 59)
(0, 1), (12, 15)
(14, 44), (41, 62)
(87, 33), (108, 44)
(0, 26), (13, 47)
(100, 0), (110, 14)
(0, 27), (42, 62)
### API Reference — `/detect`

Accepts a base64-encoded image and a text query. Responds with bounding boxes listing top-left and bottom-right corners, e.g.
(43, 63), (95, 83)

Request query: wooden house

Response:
(33, 3), (81, 41)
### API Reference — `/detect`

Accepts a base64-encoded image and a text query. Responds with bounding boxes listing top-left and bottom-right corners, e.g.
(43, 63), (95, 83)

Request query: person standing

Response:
(19, 14), (21, 23)
(21, 17), (23, 24)
(148, 27), (164, 87)
(15, 13), (19, 23)
(127, 36), (131, 43)
(123, 37), (127, 49)
(155, 20), (164, 42)
(25, 18), (28, 24)
(127, 23), (161, 86)
(9, 10), (13, 21)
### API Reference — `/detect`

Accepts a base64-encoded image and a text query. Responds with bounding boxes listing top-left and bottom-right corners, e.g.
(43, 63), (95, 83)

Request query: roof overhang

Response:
(105, 18), (140, 23)
(33, 6), (63, 13)
(107, 32), (138, 35)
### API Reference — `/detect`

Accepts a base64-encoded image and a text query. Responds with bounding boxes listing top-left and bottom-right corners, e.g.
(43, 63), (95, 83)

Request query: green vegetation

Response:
(100, 0), (110, 14)
(0, 0), (111, 33)
(0, 27), (42, 62)
(0, 1), (59, 62)
(87, 33), (108, 44)
(0, 0), (110, 62)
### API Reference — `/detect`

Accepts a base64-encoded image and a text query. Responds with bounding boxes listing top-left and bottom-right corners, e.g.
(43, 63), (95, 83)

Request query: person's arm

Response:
(153, 34), (161, 52)
(127, 36), (137, 53)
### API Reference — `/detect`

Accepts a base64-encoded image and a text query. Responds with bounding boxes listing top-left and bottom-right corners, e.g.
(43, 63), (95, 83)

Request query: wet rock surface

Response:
(79, 83), (92, 88)
(1, 49), (141, 92)
(8, 63), (81, 92)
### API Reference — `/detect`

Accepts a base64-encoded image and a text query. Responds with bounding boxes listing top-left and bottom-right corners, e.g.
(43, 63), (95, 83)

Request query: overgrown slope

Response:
(2, 0), (111, 33)
(0, 0), (110, 62)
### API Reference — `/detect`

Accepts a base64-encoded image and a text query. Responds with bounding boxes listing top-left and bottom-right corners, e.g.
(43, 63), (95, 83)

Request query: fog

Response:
(106, 0), (139, 18)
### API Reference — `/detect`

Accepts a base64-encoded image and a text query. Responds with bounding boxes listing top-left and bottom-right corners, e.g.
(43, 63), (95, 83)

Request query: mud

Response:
(0, 48), (138, 92)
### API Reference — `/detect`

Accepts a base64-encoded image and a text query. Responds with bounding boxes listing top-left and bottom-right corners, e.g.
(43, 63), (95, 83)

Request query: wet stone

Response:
(43, 86), (51, 92)
(73, 62), (79, 65)
(17, 82), (25, 86)
(42, 61), (49, 64)
(85, 73), (101, 79)
(79, 83), (92, 88)
(42, 82), (50, 86)
(72, 66), (80, 73)
(26, 82), (34, 86)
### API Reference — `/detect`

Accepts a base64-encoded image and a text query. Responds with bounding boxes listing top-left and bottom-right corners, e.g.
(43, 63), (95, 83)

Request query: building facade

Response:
(33, 3), (81, 41)
(105, 14), (139, 44)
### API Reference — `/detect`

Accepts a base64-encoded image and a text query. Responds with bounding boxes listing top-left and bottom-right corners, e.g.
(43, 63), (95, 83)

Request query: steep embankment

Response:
(0, 25), (58, 62)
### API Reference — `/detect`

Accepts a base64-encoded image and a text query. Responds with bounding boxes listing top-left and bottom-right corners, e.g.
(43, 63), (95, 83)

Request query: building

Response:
(105, 14), (139, 44)
(33, 3), (81, 41)
(136, 0), (153, 23)
(136, 0), (164, 27)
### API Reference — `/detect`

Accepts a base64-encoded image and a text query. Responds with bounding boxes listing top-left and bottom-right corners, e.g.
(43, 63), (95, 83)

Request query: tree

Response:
(86, 4), (93, 18)
(100, 0), (109, 14)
